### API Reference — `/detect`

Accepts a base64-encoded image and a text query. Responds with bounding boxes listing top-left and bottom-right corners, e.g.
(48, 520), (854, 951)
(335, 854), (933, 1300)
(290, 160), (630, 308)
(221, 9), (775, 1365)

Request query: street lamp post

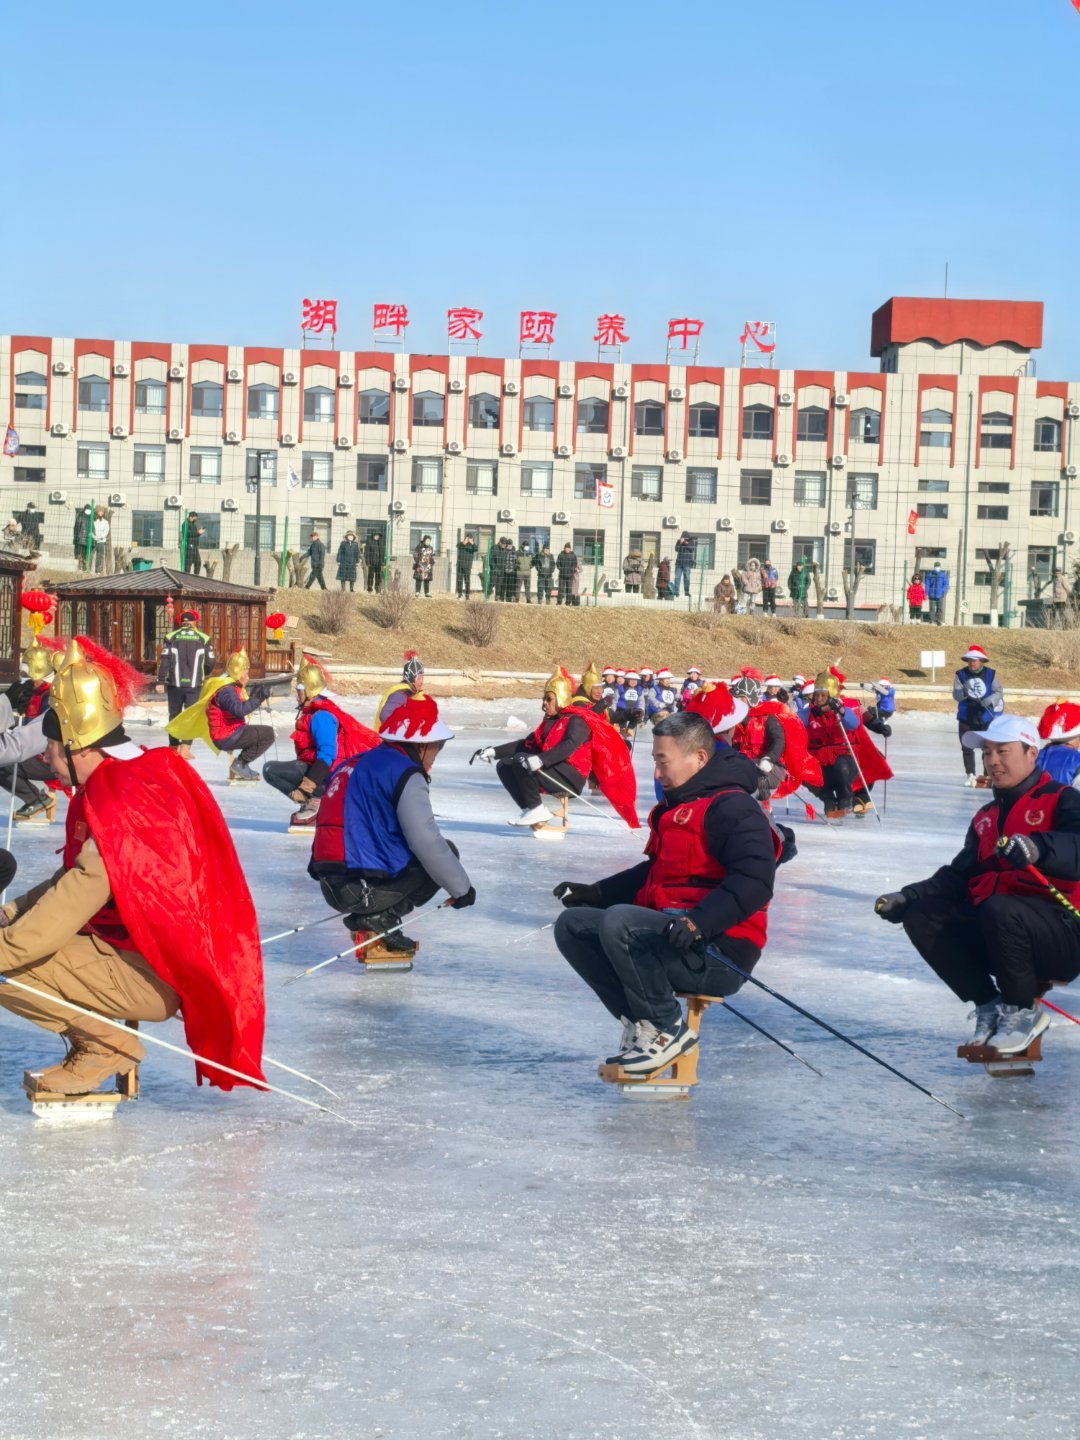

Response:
(252, 449), (270, 585)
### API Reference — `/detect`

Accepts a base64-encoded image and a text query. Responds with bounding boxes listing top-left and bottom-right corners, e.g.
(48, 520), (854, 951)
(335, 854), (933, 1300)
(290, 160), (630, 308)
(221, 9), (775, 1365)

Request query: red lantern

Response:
(266, 612), (286, 630)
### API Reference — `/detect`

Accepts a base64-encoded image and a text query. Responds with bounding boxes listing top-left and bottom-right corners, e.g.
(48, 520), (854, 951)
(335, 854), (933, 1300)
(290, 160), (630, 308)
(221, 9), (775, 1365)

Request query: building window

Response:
(574, 463), (604, 500)
(742, 404), (773, 441)
(851, 541), (876, 575)
(20, 445), (45, 457)
(1029, 547), (1056, 584)
(573, 530), (605, 564)
(976, 505), (1009, 520)
(134, 379), (167, 416)
(190, 446), (222, 484)
(794, 471), (825, 507)
(920, 548), (948, 560)
(413, 391), (444, 428)
(577, 398), (608, 435)
(247, 383), (279, 421)
(688, 533), (716, 568)
(631, 466), (663, 502)
(1034, 417), (1062, 453)
(1030, 482), (1060, 517)
(13, 467), (44, 483)
(522, 396), (554, 433)
(196, 515), (221, 547)
(978, 482), (1010, 494)
(918, 478), (949, 492)
(357, 388), (390, 425)
(356, 455), (387, 491)
(131, 510), (163, 547)
(469, 392), (500, 430)
(980, 411), (1013, 451)
(76, 442), (110, 480)
(628, 529), (661, 560)
(411, 458), (443, 493)
(739, 470), (771, 505)
(796, 406), (828, 443)
(521, 462), (553, 498)
(688, 403), (719, 439)
(919, 408), (952, 448)
(847, 474), (878, 511)
(302, 452), (334, 489)
(467, 461), (498, 495)
(191, 381), (223, 419)
(916, 503), (949, 519)
(244, 514), (276, 549)
(303, 386), (335, 423)
(300, 516), (332, 548)
(848, 407), (880, 445)
(14, 371), (46, 411)
(737, 535), (770, 567)
(518, 525), (550, 553)
(685, 468), (717, 504)
(409, 523), (441, 554)
(793, 537), (824, 569)
(133, 444), (165, 482)
(633, 401), (664, 438)
(77, 374), (110, 413)
(246, 450), (277, 487)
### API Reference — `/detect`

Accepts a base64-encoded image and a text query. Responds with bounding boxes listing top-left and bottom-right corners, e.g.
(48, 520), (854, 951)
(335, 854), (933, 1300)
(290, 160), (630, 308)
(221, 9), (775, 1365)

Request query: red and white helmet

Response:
(602, 665), (615, 677)
(687, 664), (703, 677)
(625, 669), (640, 682)
(961, 645), (989, 662)
(640, 664), (654, 676)
(763, 674), (782, 688)
(684, 682), (748, 734)
(1038, 700), (1080, 745)
(656, 666), (674, 682)
(378, 694), (454, 743)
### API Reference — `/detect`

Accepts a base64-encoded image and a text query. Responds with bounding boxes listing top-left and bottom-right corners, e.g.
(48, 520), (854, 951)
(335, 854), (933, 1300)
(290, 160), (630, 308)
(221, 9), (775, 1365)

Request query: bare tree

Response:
(809, 561), (826, 618)
(641, 555), (656, 600)
(220, 543), (240, 583)
(984, 541), (1011, 617)
(842, 562), (865, 620)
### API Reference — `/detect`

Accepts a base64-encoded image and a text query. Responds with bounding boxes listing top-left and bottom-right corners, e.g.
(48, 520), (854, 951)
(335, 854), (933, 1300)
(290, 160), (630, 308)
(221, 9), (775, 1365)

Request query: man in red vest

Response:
(552, 701), (778, 1077)
(875, 713), (1080, 1056)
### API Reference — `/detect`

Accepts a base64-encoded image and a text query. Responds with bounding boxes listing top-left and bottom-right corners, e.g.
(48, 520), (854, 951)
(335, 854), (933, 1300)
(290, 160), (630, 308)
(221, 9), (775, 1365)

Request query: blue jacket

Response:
(874, 685), (896, 718)
(1037, 744), (1080, 788)
(924, 568), (949, 600)
(309, 709), (339, 768)
(342, 744), (425, 875)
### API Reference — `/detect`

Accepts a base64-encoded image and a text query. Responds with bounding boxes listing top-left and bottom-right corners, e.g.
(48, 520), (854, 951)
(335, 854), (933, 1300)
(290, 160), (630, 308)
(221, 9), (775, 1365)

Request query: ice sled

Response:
(24, 1029), (140, 1121)
(15, 796), (57, 826)
(531, 796), (569, 841)
(287, 824), (315, 837)
(957, 1033), (1043, 1079)
(598, 994), (722, 1100)
(352, 931), (417, 974)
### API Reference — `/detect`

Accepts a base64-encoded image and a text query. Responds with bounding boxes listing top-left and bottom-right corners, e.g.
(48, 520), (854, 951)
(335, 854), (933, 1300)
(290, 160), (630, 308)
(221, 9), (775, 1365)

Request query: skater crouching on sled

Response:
(552, 700), (778, 1077)
(875, 714), (1080, 1056)
(475, 668), (593, 827)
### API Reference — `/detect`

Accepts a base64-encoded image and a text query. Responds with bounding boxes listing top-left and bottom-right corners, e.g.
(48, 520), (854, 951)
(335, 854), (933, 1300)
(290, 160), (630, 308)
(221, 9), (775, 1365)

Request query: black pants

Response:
(537, 577), (553, 604)
(319, 842), (461, 931)
(0, 755), (53, 806)
(306, 566), (327, 590)
(808, 754), (858, 812)
(555, 904), (746, 1031)
(496, 757), (583, 811)
(263, 759), (314, 800)
(184, 554), (201, 576)
(958, 721), (987, 776)
(761, 590), (776, 614)
(557, 575), (573, 605)
(457, 569), (473, 598)
(166, 685), (200, 747)
(366, 568), (383, 593)
(903, 892), (1080, 1008)
(338, 579), (356, 591)
(217, 724), (275, 766)
(516, 574), (530, 603)
(414, 578), (430, 596)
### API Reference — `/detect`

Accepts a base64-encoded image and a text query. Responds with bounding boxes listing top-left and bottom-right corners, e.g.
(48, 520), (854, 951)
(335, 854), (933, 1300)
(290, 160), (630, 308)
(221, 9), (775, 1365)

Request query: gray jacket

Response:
(396, 772), (471, 899)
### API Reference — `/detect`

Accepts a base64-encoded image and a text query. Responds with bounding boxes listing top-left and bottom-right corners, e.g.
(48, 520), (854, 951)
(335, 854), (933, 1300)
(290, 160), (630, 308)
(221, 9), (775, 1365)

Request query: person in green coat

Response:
(787, 559), (810, 618)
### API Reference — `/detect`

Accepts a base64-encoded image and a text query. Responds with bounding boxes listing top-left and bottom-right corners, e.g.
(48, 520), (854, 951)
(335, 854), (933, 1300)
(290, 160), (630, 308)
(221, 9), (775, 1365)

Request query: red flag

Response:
(907, 510), (918, 536)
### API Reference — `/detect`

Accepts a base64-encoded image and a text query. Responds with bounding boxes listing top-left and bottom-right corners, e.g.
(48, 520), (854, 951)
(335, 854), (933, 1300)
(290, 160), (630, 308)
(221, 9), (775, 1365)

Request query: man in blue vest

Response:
(952, 644), (1004, 787)
(308, 694), (474, 960)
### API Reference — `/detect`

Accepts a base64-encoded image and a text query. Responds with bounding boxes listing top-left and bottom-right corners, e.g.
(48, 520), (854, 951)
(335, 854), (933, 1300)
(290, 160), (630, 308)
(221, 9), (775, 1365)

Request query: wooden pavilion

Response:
(51, 567), (294, 678)
(0, 552), (38, 685)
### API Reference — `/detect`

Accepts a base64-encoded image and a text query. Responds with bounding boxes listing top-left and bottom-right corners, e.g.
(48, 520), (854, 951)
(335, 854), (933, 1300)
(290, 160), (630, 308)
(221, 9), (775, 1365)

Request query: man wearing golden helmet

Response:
(0, 638), (66, 821)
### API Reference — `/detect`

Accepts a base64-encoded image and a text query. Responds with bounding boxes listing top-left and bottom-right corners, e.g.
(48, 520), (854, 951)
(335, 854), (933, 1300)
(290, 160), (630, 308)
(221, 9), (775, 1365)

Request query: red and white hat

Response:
(1038, 700), (1080, 745)
(873, 677), (893, 695)
(602, 665), (615, 677)
(763, 675), (782, 688)
(961, 645), (989, 662)
(625, 669), (640, 682)
(684, 682), (748, 734)
(656, 666), (674, 681)
(800, 681), (815, 697)
(687, 664), (703, 676)
(640, 664), (654, 675)
(615, 668), (626, 678)
(378, 694), (454, 743)
(792, 673), (806, 687)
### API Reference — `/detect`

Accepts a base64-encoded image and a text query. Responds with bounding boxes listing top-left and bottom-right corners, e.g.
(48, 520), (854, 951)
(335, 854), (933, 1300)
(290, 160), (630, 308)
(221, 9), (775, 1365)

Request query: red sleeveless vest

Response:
(64, 780), (135, 950)
(523, 712), (591, 779)
(309, 753), (365, 871)
(805, 706), (849, 766)
(968, 775), (1080, 906)
(207, 684), (248, 744)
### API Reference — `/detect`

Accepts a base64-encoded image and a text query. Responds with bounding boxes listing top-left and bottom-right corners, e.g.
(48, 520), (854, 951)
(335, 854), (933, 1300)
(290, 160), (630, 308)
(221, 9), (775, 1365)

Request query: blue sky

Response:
(4, 1), (1077, 373)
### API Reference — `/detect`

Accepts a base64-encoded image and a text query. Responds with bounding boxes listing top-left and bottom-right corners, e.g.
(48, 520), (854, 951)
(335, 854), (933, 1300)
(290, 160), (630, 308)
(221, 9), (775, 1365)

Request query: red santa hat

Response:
(687, 664), (703, 676)
(961, 645), (989, 662)
(378, 693), (454, 744)
(792, 673), (806, 687)
(615, 668), (626, 679)
(800, 681), (815, 696)
(685, 682), (748, 734)
(1038, 700), (1080, 745)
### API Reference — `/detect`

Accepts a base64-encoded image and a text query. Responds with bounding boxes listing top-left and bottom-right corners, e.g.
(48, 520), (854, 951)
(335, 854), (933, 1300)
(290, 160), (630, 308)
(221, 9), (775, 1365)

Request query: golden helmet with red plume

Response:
(48, 637), (145, 751)
(297, 654), (328, 700)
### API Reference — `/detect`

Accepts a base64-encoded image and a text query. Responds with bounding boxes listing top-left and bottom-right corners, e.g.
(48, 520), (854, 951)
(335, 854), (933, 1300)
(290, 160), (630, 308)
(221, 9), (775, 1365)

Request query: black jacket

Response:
(456, 539), (477, 573)
(590, 746), (776, 964)
(306, 539), (326, 569)
(556, 549), (577, 579)
(157, 625), (215, 688)
(492, 713), (590, 769)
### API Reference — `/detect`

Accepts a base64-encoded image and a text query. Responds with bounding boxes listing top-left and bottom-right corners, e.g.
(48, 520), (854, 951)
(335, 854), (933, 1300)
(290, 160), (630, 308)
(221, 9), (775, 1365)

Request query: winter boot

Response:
(969, 1000), (1001, 1046)
(617, 1017), (698, 1076)
(229, 760), (261, 783)
(33, 1034), (143, 1096)
(990, 1005), (1049, 1056)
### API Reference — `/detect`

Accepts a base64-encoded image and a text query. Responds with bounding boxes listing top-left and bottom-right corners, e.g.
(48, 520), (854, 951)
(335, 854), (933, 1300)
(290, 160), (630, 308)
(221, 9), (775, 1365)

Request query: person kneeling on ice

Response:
(874, 714), (1080, 1057)
(308, 694), (475, 959)
(552, 704), (778, 1077)
(262, 656), (379, 827)
(0, 639), (264, 1096)
(474, 668), (594, 827)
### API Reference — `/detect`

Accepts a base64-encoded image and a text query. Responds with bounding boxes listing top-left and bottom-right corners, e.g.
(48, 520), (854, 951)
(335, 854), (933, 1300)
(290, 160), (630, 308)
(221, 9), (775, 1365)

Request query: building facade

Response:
(1, 297), (1074, 620)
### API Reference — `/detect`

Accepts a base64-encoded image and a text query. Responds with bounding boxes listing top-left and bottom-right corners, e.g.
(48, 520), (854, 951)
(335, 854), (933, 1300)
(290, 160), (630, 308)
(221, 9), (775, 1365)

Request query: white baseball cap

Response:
(961, 713), (1039, 750)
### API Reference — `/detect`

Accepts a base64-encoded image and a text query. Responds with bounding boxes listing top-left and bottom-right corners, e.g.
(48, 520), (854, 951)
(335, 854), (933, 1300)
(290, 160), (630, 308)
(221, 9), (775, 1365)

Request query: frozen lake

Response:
(0, 701), (1076, 1440)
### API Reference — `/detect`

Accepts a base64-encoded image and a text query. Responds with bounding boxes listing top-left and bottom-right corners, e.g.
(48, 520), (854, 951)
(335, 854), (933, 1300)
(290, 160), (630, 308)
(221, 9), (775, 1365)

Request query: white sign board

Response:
(920, 651), (946, 669)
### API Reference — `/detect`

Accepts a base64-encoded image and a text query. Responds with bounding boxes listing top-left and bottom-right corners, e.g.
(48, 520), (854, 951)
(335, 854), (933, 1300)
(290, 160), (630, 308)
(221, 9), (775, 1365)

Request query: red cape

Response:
(741, 700), (823, 798)
(82, 748), (265, 1090)
(318, 696), (381, 758)
(842, 699), (893, 785)
(567, 705), (640, 828)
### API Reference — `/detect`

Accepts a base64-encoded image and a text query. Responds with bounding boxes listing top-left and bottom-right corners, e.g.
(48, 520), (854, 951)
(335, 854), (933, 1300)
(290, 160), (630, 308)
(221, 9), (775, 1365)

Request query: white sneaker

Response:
(605, 1017), (638, 1065)
(970, 1000), (1001, 1046)
(964, 775), (978, 788)
(509, 804), (552, 826)
(991, 1005), (1049, 1056)
(617, 1017), (698, 1076)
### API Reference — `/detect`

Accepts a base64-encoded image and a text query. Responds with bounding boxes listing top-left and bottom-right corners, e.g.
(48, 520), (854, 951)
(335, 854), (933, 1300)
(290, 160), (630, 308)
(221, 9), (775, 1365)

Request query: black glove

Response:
(827, 697), (844, 714)
(552, 880), (601, 908)
(663, 914), (705, 954)
(249, 684), (270, 705)
(448, 886), (476, 909)
(874, 892), (909, 923)
(5, 679), (34, 714)
(999, 834), (1041, 869)
(756, 775), (773, 803)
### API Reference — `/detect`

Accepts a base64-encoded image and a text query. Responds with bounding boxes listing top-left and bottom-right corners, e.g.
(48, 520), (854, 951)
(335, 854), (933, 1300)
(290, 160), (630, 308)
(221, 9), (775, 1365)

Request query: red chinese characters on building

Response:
(301, 298), (338, 335)
(740, 320), (776, 354)
(373, 303), (409, 335)
(667, 318), (704, 349)
(907, 510), (919, 536)
(520, 311), (557, 345)
(447, 307), (484, 341)
(594, 313), (630, 346)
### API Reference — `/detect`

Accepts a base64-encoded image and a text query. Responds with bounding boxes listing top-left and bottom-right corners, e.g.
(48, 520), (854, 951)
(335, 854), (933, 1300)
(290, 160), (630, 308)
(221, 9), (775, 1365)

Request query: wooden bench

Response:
(24, 1022), (141, 1120)
(597, 995), (722, 1099)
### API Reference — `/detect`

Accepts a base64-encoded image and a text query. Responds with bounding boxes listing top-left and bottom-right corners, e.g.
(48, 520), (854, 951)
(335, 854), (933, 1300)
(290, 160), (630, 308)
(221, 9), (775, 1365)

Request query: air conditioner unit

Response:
(108, 492), (126, 507)
(831, 454), (846, 469)
(778, 391), (793, 406)
(503, 380), (520, 396)
(113, 362), (129, 378)
(48, 489), (67, 504)
(51, 422), (69, 438)
(338, 373), (353, 387)
(557, 382), (573, 398)
(222, 497), (239, 512)
(834, 393), (849, 408)
(775, 453), (791, 467)
(280, 433), (296, 447)
(225, 430), (240, 444)
(1062, 530), (1077, 546)
(668, 386), (685, 401)
(606, 579), (623, 593)
(227, 368), (242, 382)
(448, 378), (464, 395)
(826, 587), (839, 602)
(718, 517), (734, 532)
(333, 501), (350, 516)
(52, 360), (71, 376)
(772, 517), (789, 533)
(662, 514), (680, 529)
(282, 371), (298, 385)
(1067, 402), (1080, 420)
(553, 510), (570, 525)
(446, 439), (463, 455)
(168, 427), (183, 442)
(666, 449), (683, 463)
(556, 444), (571, 459)
(390, 499), (407, 514)
(1065, 465), (1078, 479)
(827, 520), (843, 535)
(392, 376), (409, 392)
(613, 384), (629, 400)
(392, 438), (408, 453)
(497, 508), (515, 522)
(611, 444), (627, 460)
(500, 442), (516, 457)
(112, 425), (128, 439)
(169, 364), (185, 380)
(165, 494), (183, 508)
(336, 435), (352, 449)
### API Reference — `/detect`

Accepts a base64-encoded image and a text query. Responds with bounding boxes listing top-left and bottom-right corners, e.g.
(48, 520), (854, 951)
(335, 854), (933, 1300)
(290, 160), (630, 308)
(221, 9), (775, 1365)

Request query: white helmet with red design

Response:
(961, 644), (989, 663)
(378, 693), (454, 744)
(1038, 700), (1080, 746)
(683, 681), (748, 734)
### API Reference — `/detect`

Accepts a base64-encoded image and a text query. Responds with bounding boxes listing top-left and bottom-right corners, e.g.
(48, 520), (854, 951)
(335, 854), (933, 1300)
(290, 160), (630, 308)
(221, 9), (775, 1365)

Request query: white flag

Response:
(597, 481), (615, 510)
(287, 465), (300, 491)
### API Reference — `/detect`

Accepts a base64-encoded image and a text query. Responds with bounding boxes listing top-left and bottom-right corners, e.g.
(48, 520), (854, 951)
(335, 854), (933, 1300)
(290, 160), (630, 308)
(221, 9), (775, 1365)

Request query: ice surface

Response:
(0, 702), (1077, 1440)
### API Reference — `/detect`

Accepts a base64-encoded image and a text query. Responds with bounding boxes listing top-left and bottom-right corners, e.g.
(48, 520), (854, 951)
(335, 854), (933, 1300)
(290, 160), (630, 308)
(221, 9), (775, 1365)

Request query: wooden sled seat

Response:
(24, 1022), (141, 1120)
(352, 931), (417, 973)
(531, 795), (569, 842)
(598, 994), (723, 1099)
(958, 1033), (1043, 1079)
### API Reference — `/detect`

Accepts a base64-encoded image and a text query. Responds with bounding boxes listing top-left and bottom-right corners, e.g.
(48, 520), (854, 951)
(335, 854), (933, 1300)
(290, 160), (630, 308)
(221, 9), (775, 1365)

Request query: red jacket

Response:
(907, 581), (926, 606)
(523, 712), (592, 780)
(207, 684), (248, 744)
(24, 683), (50, 721)
(969, 775), (1080, 907)
(291, 696), (380, 767)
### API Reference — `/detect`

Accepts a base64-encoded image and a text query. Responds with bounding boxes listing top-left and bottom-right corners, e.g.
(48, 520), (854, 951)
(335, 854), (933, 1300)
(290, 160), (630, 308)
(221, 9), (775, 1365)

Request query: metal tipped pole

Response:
(261, 912), (342, 946)
(720, 999), (825, 1077)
